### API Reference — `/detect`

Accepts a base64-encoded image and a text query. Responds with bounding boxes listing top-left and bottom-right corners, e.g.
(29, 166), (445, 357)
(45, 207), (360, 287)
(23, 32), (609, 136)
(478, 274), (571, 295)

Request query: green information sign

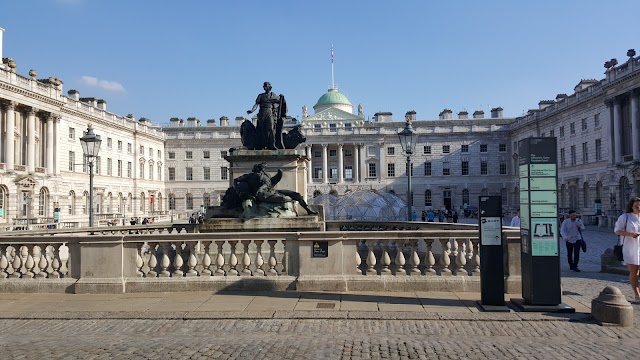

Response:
(531, 218), (559, 256)
(0, 208), (3, 216)
(530, 164), (556, 177)
(519, 164), (529, 178)
(520, 178), (529, 191)
(530, 191), (557, 204)
(520, 191), (529, 204)
(530, 177), (557, 191)
(520, 205), (530, 229)
(531, 204), (558, 217)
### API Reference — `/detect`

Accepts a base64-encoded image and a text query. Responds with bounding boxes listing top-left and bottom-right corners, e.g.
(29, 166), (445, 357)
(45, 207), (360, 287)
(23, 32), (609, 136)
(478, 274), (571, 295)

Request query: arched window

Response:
(501, 188), (507, 206)
(117, 193), (123, 213)
(140, 192), (145, 213)
(83, 191), (89, 215)
(186, 193), (193, 210)
(169, 194), (176, 210)
(203, 193), (210, 207)
(107, 192), (113, 213)
(462, 189), (470, 206)
(38, 187), (49, 216)
(596, 181), (603, 201)
(0, 186), (7, 219)
(68, 191), (76, 215)
(583, 182), (589, 208)
(127, 193), (132, 212)
(425, 190), (432, 206)
(157, 193), (163, 212)
(481, 188), (489, 196)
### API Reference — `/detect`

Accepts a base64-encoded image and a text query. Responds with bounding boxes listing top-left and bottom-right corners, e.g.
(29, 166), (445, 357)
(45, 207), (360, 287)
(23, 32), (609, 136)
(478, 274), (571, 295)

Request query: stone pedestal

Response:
(591, 286), (634, 327)
(225, 149), (309, 201)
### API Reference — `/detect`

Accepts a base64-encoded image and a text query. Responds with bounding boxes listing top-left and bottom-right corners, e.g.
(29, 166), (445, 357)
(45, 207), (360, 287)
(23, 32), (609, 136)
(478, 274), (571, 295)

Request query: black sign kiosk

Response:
(477, 196), (509, 312)
(512, 138), (574, 312)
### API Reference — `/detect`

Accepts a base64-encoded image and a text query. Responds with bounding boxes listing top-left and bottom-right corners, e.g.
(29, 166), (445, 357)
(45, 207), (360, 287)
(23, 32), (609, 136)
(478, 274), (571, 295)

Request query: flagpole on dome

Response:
(331, 44), (335, 90)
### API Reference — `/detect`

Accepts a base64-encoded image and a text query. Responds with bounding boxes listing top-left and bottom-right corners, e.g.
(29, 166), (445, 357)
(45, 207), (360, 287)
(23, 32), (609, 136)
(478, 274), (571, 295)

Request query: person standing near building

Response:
(560, 210), (585, 272)
(614, 197), (640, 304)
(510, 209), (521, 227)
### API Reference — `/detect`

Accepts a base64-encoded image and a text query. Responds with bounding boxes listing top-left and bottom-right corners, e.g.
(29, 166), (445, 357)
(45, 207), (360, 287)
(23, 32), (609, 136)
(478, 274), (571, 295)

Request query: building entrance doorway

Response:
(443, 189), (452, 211)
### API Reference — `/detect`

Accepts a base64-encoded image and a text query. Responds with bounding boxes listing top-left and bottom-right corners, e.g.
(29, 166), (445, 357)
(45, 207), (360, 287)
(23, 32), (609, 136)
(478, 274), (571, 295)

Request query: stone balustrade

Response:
(0, 224), (522, 294)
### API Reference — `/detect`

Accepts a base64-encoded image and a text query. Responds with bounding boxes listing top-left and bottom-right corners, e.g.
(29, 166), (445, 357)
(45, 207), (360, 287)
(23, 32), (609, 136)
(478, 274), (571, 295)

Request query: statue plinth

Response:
(225, 149), (309, 202)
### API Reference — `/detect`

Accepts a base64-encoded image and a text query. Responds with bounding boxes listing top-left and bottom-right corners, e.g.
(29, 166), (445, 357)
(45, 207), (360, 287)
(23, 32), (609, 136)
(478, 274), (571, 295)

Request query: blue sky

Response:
(2, 0), (639, 125)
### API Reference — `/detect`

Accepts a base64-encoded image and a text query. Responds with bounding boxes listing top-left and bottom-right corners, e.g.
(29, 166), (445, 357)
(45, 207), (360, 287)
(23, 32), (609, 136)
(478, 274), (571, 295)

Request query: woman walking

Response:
(614, 197), (640, 304)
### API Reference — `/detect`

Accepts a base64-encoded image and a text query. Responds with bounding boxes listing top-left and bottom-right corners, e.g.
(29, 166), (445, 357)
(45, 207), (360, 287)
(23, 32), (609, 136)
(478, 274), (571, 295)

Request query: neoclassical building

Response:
(2, 25), (640, 226)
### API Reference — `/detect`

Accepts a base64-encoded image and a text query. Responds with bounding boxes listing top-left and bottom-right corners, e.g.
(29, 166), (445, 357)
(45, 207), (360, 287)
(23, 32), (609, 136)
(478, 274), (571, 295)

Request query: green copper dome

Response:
(314, 88), (352, 107)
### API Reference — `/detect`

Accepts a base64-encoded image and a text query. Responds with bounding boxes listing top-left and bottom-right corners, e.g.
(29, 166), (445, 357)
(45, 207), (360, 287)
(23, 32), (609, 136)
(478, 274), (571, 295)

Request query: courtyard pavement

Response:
(0, 220), (638, 359)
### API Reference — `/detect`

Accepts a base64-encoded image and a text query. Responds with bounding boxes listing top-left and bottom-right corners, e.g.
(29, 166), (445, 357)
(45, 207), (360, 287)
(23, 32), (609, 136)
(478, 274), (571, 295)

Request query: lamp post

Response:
(80, 124), (102, 227)
(397, 116), (417, 221)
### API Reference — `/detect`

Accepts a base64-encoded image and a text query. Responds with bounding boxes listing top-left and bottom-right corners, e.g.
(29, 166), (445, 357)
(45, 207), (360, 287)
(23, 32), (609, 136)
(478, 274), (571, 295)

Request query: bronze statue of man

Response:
(247, 82), (286, 150)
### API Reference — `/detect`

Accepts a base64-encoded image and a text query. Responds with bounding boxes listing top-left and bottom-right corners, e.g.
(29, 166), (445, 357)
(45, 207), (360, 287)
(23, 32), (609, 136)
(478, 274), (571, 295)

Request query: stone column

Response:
(631, 91), (640, 161)
(46, 114), (54, 175)
(353, 144), (359, 183)
(322, 144), (328, 184)
(54, 116), (61, 175)
(27, 108), (37, 173)
(360, 144), (367, 182)
(5, 101), (16, 171)
(613, 98), (624, 164)
(379, 143), (385, 181)
(337, 144), (344, 184)
(306, 145), (313, 184)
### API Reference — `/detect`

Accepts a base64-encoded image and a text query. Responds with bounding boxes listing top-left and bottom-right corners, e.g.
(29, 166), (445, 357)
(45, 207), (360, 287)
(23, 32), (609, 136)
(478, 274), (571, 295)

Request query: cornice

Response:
(0, 82), (65, 107)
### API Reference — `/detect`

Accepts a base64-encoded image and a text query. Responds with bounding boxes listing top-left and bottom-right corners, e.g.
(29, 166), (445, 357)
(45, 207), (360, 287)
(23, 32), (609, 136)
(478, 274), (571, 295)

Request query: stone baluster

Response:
(381, 240), (392, 274)
(254, 240), (265, 276)
(158, 243), (172, 277)
(36, 245), (48, 278)
(228, 241), (239, 276)
(20, 246), (29, 274)
(240, 240), (252, 276)
(455, 239), (468, 276)
(267, 240), (278, 276)
(201, 241), (213, 276)
(0, 245), (9, 278)
(185, 241), (198, 277)
(172, 242), (184, 277)
(24, 246), (36, 278)
(50, 244), (63, 278)
(438, 238), (452, 275)
(147, 243), (158, 278)
(395, 240), (407, 275)
(136, 250), (144, 277)
(424, 239), (437, 275)
(355, 245), (362, 274)
(366, 240), (377, 275)
(409, 239), (421, 275)
(469, 239), (481, 276)
(281, 240), (287, 274)
(214, 241), (225, 276)
(10, 247), (22, 278)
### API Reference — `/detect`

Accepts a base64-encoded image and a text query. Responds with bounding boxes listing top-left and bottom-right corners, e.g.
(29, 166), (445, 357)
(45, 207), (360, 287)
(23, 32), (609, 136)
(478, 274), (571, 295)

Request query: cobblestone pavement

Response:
(0, 220), (637, 359)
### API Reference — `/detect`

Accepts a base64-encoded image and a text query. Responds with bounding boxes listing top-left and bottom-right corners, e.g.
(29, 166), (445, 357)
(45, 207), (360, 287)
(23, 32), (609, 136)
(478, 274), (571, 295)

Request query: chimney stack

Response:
(405, 110), (417, 121)
(169, 117), (180, 127)
(67, 89), (80, 101)
(458, 111), (468, 120)
(96, 99), (107, 111)
(438, 109), (453, 120)
(220, 116), (230, 126)
(472, 110), (484, 119)
(207, 118), (217, 126)
(490, 107), (503, 118)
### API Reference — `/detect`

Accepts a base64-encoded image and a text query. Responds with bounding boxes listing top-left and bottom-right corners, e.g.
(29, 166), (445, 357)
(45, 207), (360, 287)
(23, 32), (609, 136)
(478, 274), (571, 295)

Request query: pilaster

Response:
(27, 108), (37, 174)
(5, 101), (16, 172)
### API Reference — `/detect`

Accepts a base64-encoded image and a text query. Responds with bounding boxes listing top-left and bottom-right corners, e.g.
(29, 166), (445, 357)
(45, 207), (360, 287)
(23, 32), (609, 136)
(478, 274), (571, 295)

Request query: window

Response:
(329, 123), (337, 132)
(344, 149), (352, 157)
(168, 152), (175, 159)
(329, 168), (338, 179)
(425, 190), (432, 206)
(499, 144), (507, 152)
(461, 145), (469, 153)
(368, 163), (377, 178)
(83, 155), (87, 173)
(107, 158), (112, 176)
(481, 161), (488, 175)
(582, 118), (587, 131)
(424, 162), (432, 176)
(186, 151), (193, 159)
(443, 164), (450, 176)
(560, 148), (566, 167)
(140, 145), (144, 154)
(140, 193), (145, 213)
(158, 165), (162, 181)
(157, 150), (161, 159)
(313, 167), (322, 179)
(480, 144), (488, 153)
(107, 138), (112, 148)
(127, 143), (132, 154)
(559, 126), (565, 137)
(186, 193), (193, 210)
(117, 160), (122, 177)
(500, 161), (507, 175)
(68, 151), (75, 171)
(582, 142), (588, 163)
(221, 167), (228, 180)
(550, 129), (555, 137)
(203, 167), (210, 180)
(203, 151), (210, 159)
(118, 140), (122, 151)
(462, 189), (469, 206)
(387, 147), (395, 156)
(424, 146), (431, 154)
(95, 157), (101, 175)
(38, 188), (49, 217)
(329, 149), (337, 157)
(203, 193), (211, 207)
(314, 151), (321, 158)
(570, 122), (575, 134)
(594, 113), (600, 127)
(169, 194), (176, 210)
(344, 123), (352, 129)
(69, 127), (75, 140)
(148, 164), (153, 180)
(313, 124), (321, 129)
(186, 167), (193, 180)
(139, 163), (144, 179)
(595, 139), (602, 161)
(570, 145), (577, 165)
(367, 147), (375, 157)
(168, 167), (175, 181)
(127, 162), (132, 178)
(220, 151), (227, 158)
(461, 161), (469, 175)
(387, 163), (395, 177)
(68, 191), (75, 215)
(344, 166), (353, 179)
(149, 148), (153, 157)
(442, 145), (450, 154)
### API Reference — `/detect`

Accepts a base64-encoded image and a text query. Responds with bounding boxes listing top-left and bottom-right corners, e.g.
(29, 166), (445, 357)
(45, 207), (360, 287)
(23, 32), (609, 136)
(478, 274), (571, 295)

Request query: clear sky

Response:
(1, 0), (639, 125)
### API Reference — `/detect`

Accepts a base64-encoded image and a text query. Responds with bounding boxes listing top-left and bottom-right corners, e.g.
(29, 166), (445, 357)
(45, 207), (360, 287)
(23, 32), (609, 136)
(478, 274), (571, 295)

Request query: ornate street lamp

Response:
(397, 115), (418, 221)
(80, 124), (102, 227)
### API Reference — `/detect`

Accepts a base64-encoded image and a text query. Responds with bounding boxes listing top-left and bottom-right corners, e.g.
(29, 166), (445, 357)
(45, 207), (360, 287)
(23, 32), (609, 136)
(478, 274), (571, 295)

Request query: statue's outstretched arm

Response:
(270, 169), (283, 187)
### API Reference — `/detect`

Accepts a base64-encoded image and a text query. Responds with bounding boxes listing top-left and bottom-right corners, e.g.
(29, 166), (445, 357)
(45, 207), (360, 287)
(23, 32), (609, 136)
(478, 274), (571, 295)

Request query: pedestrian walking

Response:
(560, 210), (585, 272)
(614, 197), (640, 304)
